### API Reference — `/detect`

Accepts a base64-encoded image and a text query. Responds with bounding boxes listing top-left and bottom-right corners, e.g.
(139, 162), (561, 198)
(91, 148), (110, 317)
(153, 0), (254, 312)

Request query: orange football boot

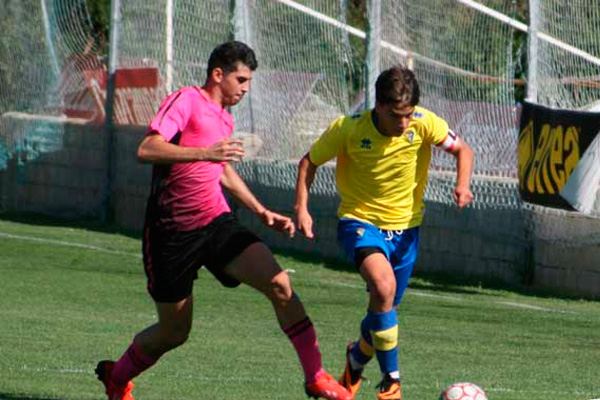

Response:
(305, 370), (354, 400)
(376, 375), (402, 400)
(95, 360), (135, 400)
(338, 343), (363, 397)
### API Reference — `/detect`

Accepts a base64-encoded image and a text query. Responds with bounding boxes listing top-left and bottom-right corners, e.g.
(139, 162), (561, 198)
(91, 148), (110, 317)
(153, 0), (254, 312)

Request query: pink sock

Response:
(283, 317), (324, 384)
(111, 341), (159, 386)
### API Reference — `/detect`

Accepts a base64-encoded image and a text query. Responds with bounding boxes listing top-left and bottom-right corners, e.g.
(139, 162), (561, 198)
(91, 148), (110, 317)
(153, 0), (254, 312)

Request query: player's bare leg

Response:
(360, 254), (401, 400)
(96, 297), (193, 400)
(135, 296), (194, 356)
(225, 242), (353, 400)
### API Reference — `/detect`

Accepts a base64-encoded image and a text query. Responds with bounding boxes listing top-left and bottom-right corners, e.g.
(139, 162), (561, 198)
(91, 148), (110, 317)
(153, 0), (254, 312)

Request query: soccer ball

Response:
(439, 382), (488, 400)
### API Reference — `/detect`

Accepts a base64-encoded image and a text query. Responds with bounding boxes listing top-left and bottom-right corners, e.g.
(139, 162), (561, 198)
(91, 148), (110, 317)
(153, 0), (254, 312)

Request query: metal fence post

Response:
(166, 0), (174, 94)
(365, 0), (381, 110)
(40, 0), (60, 78)
(232, 0), (255, 132)
(526, 0), (539, 103)
(101, 0), (120, 222)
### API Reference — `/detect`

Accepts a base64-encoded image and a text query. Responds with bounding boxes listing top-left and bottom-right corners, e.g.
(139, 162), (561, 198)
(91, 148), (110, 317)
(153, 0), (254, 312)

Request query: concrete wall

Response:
(232, 160), (528, 289)
(0, 118), (598, 298)
(0, 118), (107, 218)
(111, 125), (152, 230)
(528, 209), (600, 298)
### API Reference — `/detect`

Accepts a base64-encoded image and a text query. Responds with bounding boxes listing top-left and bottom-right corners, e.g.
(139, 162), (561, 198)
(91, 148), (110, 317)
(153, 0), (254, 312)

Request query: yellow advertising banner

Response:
(518, 102), (600, 209)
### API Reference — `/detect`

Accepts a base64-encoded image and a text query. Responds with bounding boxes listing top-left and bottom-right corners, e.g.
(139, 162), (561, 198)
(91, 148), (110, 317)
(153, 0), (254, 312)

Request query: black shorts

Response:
(142, 212), (261, 303)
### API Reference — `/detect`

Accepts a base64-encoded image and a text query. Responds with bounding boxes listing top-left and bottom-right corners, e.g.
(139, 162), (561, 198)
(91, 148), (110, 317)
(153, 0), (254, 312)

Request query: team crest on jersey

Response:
(413, 111), (423, 118)
(356, 227), (365, 237)
(360, 138), (372, 149)
(405, 130), (415, 143)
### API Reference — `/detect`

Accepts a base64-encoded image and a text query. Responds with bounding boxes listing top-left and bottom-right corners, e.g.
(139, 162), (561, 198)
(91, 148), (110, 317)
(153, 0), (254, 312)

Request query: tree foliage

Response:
(86, 0), (111, 52)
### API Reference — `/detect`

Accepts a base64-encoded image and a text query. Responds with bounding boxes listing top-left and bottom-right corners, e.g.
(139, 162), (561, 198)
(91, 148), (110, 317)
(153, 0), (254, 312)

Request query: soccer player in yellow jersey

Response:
(294, 66), (474, 400)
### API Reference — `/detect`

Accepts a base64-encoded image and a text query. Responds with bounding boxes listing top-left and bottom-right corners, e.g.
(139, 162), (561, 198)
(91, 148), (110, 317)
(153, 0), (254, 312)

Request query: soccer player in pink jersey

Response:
(95, 41), (352, 400)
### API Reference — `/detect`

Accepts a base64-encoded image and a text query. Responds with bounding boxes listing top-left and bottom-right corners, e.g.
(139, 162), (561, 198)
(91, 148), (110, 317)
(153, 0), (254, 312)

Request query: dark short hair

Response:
(207, 41), (258, 76)
(375, 66), (420, 106)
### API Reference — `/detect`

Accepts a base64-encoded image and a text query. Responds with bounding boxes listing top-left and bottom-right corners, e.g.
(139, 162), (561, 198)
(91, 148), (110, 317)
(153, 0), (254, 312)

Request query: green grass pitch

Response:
(0, 213), (598, 400)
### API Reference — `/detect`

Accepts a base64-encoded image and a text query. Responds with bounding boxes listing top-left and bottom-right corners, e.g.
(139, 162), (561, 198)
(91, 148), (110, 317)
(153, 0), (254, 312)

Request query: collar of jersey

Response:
(193, 86), (234, 128)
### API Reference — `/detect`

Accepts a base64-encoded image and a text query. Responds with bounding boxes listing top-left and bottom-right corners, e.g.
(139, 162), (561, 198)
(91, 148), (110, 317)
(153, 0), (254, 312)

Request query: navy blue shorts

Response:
(142, 212), (261, 303)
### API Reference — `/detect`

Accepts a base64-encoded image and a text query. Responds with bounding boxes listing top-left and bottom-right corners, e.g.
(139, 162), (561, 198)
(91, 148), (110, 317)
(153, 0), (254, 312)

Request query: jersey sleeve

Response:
(425, 112), (460, 152)
(423, 111), (451, 146)
(147, 89), (193, 142)
(308, 115), (347, 166)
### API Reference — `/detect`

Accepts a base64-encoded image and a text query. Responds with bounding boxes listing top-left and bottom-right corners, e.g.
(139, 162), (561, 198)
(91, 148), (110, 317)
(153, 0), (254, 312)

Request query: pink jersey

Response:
(145, 86), (234, 231)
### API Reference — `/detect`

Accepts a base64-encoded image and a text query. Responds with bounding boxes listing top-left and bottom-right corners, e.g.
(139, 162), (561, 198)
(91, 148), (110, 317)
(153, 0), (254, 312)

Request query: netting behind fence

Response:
(0, 0), (104, 170)
(526, 0), (600, 245)
(236, 0), (352, 160)
(382, 0), (521, 212)
(536, 0), (600, 110)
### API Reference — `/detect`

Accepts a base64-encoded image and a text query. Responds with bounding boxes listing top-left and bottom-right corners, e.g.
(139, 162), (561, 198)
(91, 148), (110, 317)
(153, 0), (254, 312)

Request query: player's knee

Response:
(267, 271), (294, 304)
(370, 279), (396, 308)
(167, 329), (190, 349)
(160, 323), (191, 349)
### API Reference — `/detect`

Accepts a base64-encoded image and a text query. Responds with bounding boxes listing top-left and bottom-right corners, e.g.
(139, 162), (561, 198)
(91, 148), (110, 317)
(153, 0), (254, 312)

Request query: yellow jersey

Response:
(309, 106), (449, 230)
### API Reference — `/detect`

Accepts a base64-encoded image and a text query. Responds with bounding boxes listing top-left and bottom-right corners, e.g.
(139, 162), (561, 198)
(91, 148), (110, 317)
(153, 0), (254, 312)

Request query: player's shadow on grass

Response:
(0, 393), (67, 400)
(271, 245), (355, 273)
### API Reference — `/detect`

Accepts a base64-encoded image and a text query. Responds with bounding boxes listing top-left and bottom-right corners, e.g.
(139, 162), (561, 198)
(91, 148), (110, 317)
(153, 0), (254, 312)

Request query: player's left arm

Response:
(221, 163), (295, 237)
(437, 131), (474, 209)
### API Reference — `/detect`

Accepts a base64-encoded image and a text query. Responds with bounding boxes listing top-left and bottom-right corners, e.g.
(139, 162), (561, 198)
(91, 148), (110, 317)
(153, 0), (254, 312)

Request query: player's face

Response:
(375, 102), (415, 137)
(220, 63), (253, 106)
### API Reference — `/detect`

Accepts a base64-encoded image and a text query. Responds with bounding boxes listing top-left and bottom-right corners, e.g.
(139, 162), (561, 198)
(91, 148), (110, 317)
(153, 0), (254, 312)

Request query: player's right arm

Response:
(137, 134), (244, 164)
(294, 115), (346, 239)
(294, 153), (318, 239)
